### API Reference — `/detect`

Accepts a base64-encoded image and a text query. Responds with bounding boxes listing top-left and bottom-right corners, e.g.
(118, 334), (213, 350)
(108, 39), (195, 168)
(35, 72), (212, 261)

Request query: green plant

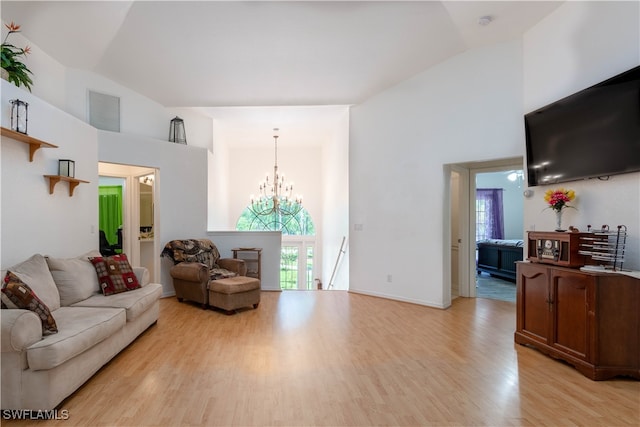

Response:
(1, 21), (33, 91)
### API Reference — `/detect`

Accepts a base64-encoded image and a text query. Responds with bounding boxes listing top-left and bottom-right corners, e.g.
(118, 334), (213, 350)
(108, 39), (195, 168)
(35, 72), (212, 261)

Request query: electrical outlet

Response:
(387, 274), (392, 283)
(354, 223), (363, 231)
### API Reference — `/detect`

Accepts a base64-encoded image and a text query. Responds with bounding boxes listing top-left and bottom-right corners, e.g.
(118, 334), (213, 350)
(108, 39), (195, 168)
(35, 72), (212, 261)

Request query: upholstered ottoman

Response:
(208, 276), (261, 314)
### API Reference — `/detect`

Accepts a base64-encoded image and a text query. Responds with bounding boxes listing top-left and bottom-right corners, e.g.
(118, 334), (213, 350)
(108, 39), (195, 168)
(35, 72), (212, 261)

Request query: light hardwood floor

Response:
(5, 292), (639, 426)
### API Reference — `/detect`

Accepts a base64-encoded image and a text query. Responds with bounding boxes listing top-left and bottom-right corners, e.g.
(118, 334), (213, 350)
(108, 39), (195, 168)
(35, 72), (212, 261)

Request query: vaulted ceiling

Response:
(2, 1), (563, 145)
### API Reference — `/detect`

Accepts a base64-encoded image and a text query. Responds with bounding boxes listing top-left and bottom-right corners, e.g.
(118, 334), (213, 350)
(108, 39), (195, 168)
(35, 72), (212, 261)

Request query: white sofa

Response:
(1, 252), (162, 410)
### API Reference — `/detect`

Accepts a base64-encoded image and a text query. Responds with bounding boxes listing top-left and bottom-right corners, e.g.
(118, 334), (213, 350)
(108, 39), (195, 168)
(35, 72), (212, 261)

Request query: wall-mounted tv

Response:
(525, 65), (640, 187)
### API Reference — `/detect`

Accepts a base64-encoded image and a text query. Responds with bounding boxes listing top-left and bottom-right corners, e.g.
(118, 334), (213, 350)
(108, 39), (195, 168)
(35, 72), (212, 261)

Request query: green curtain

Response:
(99, 186), (123, 245)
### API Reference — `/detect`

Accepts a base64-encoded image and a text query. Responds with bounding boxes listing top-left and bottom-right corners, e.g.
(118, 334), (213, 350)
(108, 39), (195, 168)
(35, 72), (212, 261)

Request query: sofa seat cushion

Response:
(26, 306), (125, 371)
(72, 283), (162, 322)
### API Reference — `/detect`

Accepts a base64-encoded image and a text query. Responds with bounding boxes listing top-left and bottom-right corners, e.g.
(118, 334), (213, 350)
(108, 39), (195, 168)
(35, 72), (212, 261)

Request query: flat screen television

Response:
(525, 65), (640, 187)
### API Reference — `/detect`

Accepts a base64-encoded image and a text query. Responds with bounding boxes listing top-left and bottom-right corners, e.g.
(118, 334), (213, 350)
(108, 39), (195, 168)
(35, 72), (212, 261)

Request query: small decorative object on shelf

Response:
(579, 224), (628, 271)
(10, 98), (28, 134)
(58, 159), (75, 178)
(1, 22), (33, 91)
(527, 231), (588, 268)
(168, 116), (186, 144)
(543, 187), (576, 231)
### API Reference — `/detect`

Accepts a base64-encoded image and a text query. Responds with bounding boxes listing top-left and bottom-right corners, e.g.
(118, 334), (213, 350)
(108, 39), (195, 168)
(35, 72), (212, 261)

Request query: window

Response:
(236, 208), (315, 235)
(236, 207), (316, 289)
(476, 188), (504, 241)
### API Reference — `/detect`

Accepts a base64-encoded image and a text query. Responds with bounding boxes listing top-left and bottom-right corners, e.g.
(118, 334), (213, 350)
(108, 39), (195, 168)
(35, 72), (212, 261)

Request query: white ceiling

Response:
(1, 1), (563, 146)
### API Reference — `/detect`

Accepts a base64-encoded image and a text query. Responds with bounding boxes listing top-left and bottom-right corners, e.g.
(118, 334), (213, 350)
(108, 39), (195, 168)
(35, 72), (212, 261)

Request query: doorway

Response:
(280, 236), (316, 290)
(474, 168), (524, 302)
(446, 157), (523, 302)
(98, 162), (160, 282)
(235, 207), (318, 290)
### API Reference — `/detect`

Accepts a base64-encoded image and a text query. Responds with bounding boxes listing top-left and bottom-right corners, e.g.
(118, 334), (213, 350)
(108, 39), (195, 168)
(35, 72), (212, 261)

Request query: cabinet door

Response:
(517, 263), (550, 344)
(550, 269), (593, 361)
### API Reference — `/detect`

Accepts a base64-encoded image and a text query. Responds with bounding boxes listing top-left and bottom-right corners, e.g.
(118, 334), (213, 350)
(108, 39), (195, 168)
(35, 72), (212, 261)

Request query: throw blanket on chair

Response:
(161, 239), (237, 280)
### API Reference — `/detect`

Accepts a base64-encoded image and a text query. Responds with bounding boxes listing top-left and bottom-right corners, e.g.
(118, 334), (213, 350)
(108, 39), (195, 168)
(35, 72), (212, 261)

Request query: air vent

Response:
(88, 91), (120, 132)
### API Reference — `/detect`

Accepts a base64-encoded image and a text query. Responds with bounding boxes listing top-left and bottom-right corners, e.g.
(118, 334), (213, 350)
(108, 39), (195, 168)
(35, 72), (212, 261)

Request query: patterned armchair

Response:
(161, 239), (247, 308)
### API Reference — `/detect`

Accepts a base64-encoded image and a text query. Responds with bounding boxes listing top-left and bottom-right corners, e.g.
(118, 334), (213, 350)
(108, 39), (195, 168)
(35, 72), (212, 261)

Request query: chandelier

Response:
(249, 129), (303, 227)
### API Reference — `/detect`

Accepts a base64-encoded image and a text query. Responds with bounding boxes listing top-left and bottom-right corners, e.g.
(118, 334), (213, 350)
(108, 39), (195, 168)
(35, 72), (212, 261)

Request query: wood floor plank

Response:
(3, 291), (638, 426)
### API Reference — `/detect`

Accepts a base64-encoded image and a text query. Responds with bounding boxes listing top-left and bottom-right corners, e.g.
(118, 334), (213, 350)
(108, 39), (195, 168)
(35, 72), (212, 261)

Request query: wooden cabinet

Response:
(232, 248), (262, 280)
(515, 262), (639, 380)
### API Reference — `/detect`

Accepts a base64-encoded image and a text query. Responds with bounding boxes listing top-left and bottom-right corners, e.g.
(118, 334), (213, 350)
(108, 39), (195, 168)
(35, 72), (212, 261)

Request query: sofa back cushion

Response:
(46, 251), (102, 306)
(6, 254), (60, 311)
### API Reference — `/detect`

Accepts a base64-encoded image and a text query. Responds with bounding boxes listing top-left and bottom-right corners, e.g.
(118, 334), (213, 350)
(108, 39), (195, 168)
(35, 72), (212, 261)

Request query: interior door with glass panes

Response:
(280, 237), (316, 290)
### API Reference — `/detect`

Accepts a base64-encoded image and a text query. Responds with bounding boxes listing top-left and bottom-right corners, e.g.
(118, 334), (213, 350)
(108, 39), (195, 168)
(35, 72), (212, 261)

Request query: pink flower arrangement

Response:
(544, 188), (576, 212)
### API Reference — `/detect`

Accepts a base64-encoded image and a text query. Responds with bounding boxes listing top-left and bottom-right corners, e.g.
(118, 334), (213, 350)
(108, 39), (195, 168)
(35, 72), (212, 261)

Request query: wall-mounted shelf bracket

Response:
(44, 175), (90, 197)
(1, 126), (58, 161)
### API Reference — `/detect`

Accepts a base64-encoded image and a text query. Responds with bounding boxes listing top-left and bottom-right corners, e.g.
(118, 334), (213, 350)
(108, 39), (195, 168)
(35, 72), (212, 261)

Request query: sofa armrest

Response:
(218, 258), (247, 276)
(133, 266), (150, 286)
(1, 309), (42, 352)
(170, 262), (209, 307)
(170, 262), (208, 283)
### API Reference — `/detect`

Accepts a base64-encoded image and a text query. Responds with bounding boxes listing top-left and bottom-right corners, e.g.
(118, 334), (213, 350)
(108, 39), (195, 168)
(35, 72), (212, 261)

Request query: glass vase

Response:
(555, 209), (565, 232)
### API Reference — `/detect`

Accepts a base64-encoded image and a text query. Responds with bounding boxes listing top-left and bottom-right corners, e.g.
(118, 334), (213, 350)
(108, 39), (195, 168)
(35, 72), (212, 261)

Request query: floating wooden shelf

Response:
(1, 126), (58, 161)
(44, 175), (90, 197)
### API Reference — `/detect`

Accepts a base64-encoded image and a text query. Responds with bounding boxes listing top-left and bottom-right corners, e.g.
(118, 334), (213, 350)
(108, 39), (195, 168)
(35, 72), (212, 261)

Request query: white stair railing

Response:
(328, 236), (347, 289)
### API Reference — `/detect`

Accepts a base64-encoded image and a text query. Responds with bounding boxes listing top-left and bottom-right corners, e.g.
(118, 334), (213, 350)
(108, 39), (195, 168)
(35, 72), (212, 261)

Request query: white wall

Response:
(349, 2), (639, 310)
(0, 26), (216, 294)
(0, 27), (67, 111)
(1, 21), (214, 149)
(523, 1), (639, 113)
(225, 125), (350, 291)
(228, 145), (323, 231)
(321, 110), (350, 290)
(1, 80), (98, 267)
(98, 131), (209, 296)
(206, 231), (282, 291)
(522, 1), (640, 270)
(208, 122), (231, 230)
(64, 68), (213, 149)
(350, 40), (525, 308)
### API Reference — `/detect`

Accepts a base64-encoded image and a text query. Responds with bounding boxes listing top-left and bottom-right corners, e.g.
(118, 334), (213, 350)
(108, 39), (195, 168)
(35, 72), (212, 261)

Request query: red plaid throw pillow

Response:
(89, 254), (140, 296)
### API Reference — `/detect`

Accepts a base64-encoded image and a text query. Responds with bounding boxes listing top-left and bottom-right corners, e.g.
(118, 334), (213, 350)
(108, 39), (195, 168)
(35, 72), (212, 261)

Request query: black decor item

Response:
(168, 116), (186, 144)
(58, 159), (75, 178)
(10, 98), (28, 134)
